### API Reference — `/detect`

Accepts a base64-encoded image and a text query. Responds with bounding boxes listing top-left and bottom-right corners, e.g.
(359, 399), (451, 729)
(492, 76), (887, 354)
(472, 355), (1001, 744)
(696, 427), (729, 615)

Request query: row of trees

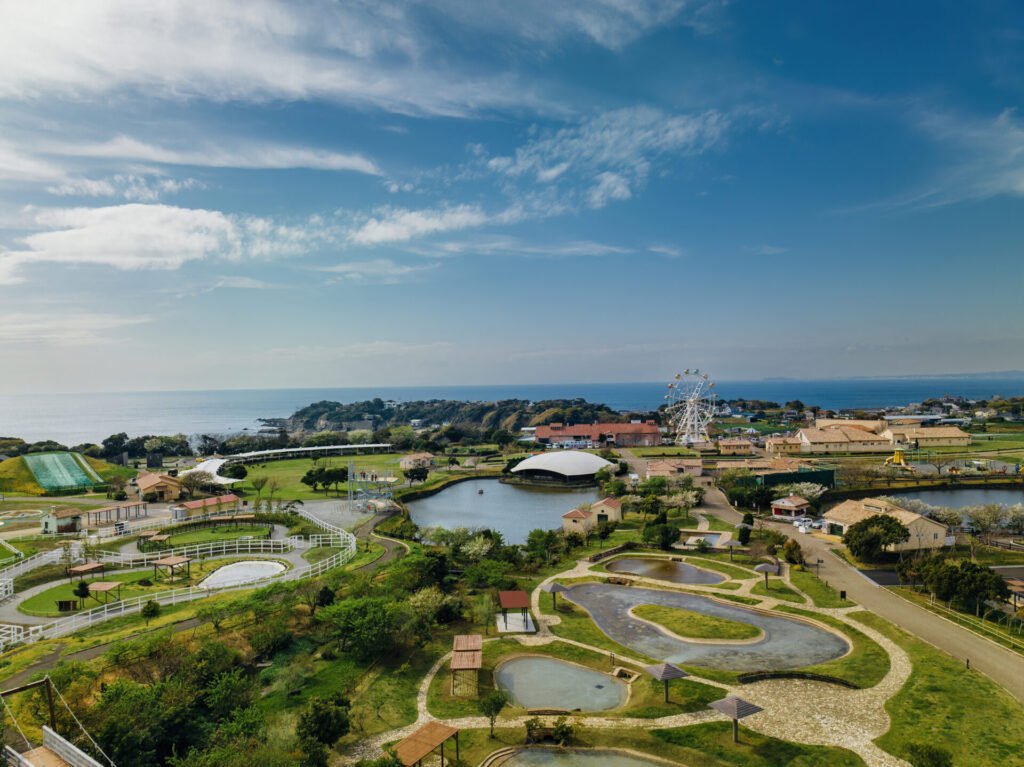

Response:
(898, 555), (1010, 614)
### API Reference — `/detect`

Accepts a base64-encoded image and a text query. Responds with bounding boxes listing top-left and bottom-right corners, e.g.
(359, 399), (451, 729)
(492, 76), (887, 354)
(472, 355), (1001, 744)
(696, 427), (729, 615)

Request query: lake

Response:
(405, 478), (597, 544)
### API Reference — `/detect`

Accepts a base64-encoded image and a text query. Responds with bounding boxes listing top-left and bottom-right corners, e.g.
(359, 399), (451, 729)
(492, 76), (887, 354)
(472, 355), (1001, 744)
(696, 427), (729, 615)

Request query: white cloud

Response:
(0, 204), (332, 284)
(318, 258), (438, 284)
(46, 175), (203, 202)
(648, 245), (684, 257)
(0, 0), (579, 117)
(755, 244), (789, 256)
(50, 135), (382, 176)
(349, 205), (495, 245)
(485, 107), (729, 209)
(418, 237), (632, 259)
(0, 140), (66, 183)
(0, 312), (150, 345)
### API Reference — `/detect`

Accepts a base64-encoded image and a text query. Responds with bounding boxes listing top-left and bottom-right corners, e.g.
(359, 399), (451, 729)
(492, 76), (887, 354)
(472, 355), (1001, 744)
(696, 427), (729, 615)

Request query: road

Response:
(700, 483), (1024, 704)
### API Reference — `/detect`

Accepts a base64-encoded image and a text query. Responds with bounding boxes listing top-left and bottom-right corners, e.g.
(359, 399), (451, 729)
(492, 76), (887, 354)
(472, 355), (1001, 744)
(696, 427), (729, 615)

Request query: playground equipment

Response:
(884, 448), (916, 474)
(347, 460), (398, 513)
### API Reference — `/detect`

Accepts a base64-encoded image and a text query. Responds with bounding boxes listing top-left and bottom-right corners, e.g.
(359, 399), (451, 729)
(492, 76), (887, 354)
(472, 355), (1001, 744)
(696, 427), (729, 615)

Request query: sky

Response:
(1, 0), (1023, 393)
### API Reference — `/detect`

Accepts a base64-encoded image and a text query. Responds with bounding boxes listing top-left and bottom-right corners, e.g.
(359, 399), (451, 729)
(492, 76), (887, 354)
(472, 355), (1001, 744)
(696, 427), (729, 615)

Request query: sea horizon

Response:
(3, 374), (1024, 446)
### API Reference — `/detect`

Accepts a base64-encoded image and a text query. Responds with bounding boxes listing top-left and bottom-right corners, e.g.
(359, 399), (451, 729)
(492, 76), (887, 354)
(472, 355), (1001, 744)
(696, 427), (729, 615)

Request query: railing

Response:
(97, 538), (294, 568)
(0, 580), (12, 600)
(3, 745), (32, 767)
(41, 726), (105, 767)
(0, 549), (67, 579)
(0, 508), (357, 650)
(892, 589), (1024, 654)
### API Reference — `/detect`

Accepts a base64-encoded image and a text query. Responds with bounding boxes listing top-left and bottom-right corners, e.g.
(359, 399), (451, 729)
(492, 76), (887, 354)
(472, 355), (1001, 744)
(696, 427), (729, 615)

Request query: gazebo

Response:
(754, 562), (778, 589)
(540, 582), (569, 609)
(498, 590), (530, 630)
(393, 721), (460, 766)
(451, 634), (483, 697)
(153, 555), (192, 581)
(85, 581), (123, 605)
(709, 695), (764, 742)
(721, 539), (744, 562)
(644, 662), (689, 703)
(66, 562), (105, 583)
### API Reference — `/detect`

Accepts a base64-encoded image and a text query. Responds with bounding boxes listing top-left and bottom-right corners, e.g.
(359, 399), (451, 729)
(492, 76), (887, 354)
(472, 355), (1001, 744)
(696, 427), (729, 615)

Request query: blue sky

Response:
(1, 0), (1022, 393)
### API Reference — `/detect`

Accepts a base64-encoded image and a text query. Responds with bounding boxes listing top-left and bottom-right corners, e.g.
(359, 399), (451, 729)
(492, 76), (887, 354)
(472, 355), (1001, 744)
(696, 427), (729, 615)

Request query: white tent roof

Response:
(179, 458), (240, 485)
(511, 450), (614, 478)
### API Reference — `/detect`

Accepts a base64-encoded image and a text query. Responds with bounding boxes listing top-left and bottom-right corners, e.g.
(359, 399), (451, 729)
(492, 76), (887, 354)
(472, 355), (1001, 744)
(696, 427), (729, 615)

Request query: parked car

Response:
(810, 519), (824, 530)
(792, 516), (814, 526)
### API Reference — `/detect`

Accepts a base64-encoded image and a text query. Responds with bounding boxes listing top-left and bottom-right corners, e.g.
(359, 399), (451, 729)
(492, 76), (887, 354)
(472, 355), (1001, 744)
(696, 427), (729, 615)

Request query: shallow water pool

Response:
(606, 557), (726, 585)
(199, 560), (286, 589)
(495, 656), (627, 711)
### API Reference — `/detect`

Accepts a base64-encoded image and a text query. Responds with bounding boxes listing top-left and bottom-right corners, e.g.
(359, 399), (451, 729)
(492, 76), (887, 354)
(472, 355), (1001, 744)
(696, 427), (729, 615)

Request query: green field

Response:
(853, 612), (1024, 766)
(228, 453), (468, 501)
(633, 604), (762, 640)
(164, 523), (272, 547)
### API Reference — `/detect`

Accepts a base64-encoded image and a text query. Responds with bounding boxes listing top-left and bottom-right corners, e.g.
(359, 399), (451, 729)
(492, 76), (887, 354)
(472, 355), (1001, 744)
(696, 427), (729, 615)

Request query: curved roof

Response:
(511, 450), (614, 477)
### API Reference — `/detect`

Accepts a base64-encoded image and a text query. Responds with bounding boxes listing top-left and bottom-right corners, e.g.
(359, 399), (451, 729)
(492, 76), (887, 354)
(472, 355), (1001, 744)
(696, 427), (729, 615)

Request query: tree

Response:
(73, 580), (90, 610)
(296, 694), (350, 747)
(317, 598), (396, 660)
(301, 467), (326, 492)
(642, 524), (679, 550)
(179, 471), (213, 498)
(478, 690), (508, 736)
(472, 593), (495, 634)
(250, 476), (269, 505)
(141, 600), (161, 626)
(596, 520), (617, 548)
(781, 538), (804, 565)
(968, 503), (1007, 544)
(551, 716), (575, 745)
(221, 463), (248, 479)
(843, 515), (910, 562)
(405, 466), (429, 485)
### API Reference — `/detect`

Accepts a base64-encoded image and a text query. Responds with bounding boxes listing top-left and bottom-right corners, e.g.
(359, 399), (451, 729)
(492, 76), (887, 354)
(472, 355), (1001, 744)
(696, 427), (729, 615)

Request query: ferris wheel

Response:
(664, 370), (716, 445)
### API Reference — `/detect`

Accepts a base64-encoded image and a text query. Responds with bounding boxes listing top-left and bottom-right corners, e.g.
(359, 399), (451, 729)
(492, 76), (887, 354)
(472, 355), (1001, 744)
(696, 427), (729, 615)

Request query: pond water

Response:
(199, 560), (286, 589)
(565, 583), (848, 671)
(500, 748), (668, 766)
(900, 488), (1024, 509)
(405, 479), (598, 544)
(494, 656), (627, 711)
(606, 557), (726, 585)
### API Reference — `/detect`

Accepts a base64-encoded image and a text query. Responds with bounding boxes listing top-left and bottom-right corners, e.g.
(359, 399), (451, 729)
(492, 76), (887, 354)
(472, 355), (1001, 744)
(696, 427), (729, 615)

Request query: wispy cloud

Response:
(46, 175), (203, 202)
(318, 258), (438, 284)
(648, 245), (684, 257)
(0, 204), (333, 284)
(0, 312), (150, 345)
(754, 244), (789, 256)
(348, 204), (505, 245)
(48, 135), (382, 176)
(484, 107), (730, 210)
(413, 237), (632, 259)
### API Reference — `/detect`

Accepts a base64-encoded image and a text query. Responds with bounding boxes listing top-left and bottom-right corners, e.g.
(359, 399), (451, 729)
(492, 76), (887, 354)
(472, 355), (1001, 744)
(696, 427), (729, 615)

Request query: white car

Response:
(792, 516), (814, 527)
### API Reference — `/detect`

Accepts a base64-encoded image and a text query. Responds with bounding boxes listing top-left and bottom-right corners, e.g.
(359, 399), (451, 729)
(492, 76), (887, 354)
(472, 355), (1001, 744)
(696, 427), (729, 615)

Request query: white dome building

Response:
(510, 450), (615, 484)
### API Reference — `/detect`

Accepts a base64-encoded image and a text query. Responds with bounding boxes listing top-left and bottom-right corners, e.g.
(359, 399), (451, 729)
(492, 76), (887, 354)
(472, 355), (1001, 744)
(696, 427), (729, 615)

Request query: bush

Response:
(906, 743), (953, 767)
(782, 538), (805, 565)
(142, 492), (158, 503)
(221, 464), (248, 479)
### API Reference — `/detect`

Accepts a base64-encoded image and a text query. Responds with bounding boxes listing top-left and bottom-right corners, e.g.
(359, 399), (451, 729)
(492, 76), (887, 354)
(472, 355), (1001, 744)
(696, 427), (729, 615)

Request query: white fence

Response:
(0, 510), (356, 650)
(0, 580), (12, 600)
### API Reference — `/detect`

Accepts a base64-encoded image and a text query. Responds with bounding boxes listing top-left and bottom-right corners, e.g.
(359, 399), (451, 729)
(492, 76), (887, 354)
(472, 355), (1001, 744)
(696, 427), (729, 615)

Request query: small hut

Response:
(450, 635), (483, 697)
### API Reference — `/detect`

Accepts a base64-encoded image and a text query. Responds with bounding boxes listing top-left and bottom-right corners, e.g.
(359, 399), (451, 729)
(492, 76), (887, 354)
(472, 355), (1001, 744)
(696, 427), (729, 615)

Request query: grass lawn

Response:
(852, 612), (1024, 766)
(773, 606), (889, 687)
(18, 558), (290, 617)
(788, 567), (854, 608)
(954, 543), (1024, 566)
(165, 523), (271, 546)
(548, 600), (658, 664)
(698, 514), (737, 533)
(228, 453), (470, 501)
(651, 722), (867, 767)
(633, 604), (761, 640)
(750, 579), (804, 603)
(341, 540), (387, 570)
(714, 594), (762, 606)
(426, 639), (721, 721)
(677, 553), (759, 580)
(629, 446), (699, 457)
(0, 457), (44, 495)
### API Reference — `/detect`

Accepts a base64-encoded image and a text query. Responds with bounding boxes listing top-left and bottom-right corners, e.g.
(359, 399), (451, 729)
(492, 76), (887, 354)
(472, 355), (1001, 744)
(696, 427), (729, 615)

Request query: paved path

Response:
(699, 485), (1024, 704)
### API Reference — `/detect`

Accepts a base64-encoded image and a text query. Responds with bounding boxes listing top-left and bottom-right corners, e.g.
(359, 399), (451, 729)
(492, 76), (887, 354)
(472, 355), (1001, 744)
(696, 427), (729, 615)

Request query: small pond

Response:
(900, 488), (1024, 512)
(406, 479), (598, 544)
(606, 557), (726, 585)
(495, 656), (627, 712)
(565, 582), (849, 671)
(499, 748), (668, 766)
(199, 560), (286, 589)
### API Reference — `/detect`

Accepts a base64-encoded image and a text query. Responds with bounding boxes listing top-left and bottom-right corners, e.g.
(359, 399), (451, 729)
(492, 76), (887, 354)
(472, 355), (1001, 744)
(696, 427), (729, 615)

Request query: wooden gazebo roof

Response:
(453, 634), (482, 652)
(709, 695), (764, 720)
(498, 590), (529, 609)
(153, 555), (191, 567)
(644, 662), (689, 682)
(393, 721), (459, 767)
(67, 562), (104, 576)
(450, 651), (482, 671)
(86, 581), (121, 593)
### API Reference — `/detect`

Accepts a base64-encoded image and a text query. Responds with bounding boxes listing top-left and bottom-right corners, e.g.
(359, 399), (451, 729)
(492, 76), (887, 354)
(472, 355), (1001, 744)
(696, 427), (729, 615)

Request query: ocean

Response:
(2, 376), (1024, 445)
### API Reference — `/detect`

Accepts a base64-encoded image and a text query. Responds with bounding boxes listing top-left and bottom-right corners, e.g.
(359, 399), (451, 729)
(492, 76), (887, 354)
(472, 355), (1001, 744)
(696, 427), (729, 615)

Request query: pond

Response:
(565, 583), (848, 671)
(405, 479), (598, 544)
(499, 748), (668, 766)
(199, 560), (286, 589)
(606, 557), (726, 585)
(494, 656), (627, 712)
(900, 488), (1024, 509)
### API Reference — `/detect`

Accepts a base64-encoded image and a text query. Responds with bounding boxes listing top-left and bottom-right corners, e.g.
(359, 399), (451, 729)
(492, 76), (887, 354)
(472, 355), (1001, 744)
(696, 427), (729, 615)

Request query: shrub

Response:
(906, 743), (953, 767)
